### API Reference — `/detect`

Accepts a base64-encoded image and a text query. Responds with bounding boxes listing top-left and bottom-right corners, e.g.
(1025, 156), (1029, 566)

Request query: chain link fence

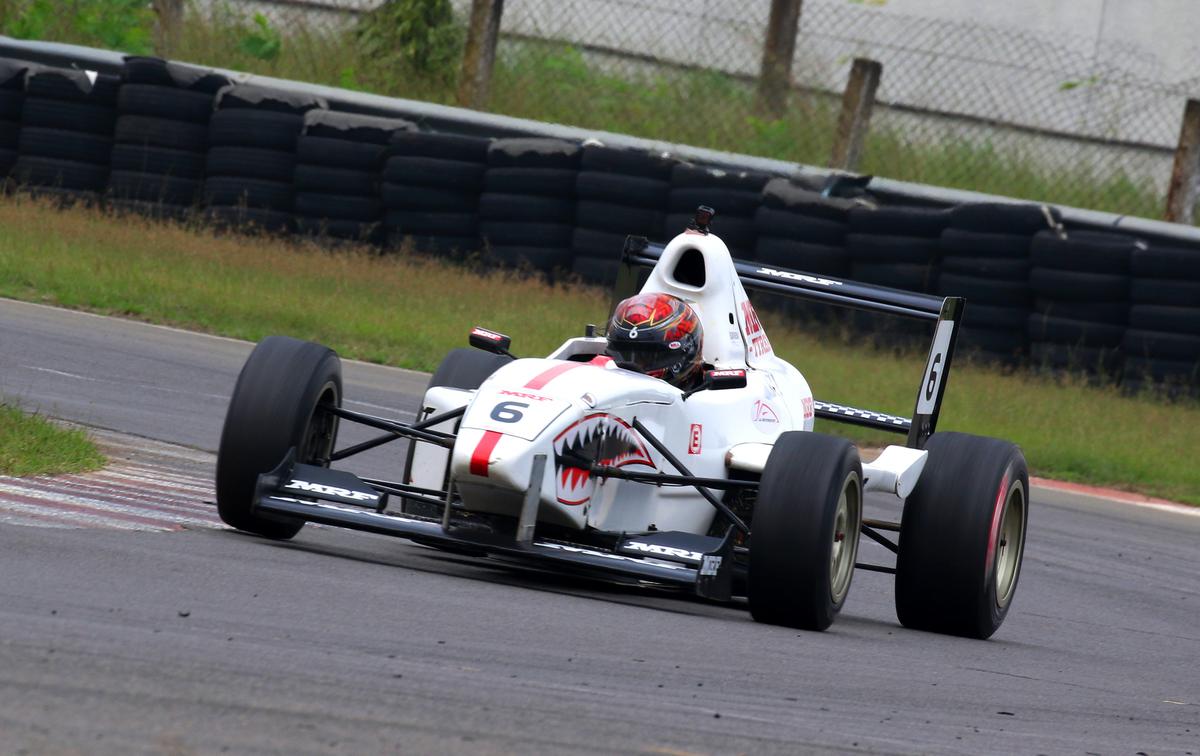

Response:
(5, 0), (1197, 220)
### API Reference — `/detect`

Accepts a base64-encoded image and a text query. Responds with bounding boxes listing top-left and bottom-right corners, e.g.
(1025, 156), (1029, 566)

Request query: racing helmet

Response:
(606, 293), (704, 387)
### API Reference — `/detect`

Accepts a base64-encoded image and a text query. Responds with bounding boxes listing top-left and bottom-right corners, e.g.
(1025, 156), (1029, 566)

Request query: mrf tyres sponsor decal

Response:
(755, 267), (844, 287)
(624, 541), (703, 563)
(553, 413), (654, 505)
(284, 479), (379, 502)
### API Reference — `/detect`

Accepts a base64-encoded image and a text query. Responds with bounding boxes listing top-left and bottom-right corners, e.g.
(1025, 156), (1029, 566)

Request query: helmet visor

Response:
(606, 341), (685, 379)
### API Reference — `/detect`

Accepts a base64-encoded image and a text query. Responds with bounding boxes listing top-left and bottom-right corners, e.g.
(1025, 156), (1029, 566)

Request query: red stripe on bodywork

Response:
(468, 362), (582, 477)
(524, 362), (582, 390)
(470, 430), (503, 477)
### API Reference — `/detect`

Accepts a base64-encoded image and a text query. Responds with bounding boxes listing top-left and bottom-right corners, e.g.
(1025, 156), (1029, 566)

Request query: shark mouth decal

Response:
(552, 413), (654, 505)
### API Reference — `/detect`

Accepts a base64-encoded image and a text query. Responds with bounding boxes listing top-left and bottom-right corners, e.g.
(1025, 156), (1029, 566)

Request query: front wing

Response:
(254, 456), (738, 600)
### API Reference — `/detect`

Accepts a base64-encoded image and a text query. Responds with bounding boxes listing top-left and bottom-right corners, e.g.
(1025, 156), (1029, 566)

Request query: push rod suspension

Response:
(860, 524), (899, 554)
(581, 465), (758, 491)
(329, 406), (466, 461)
(358, 476), (449, 503)
(327, 406), (455, 448)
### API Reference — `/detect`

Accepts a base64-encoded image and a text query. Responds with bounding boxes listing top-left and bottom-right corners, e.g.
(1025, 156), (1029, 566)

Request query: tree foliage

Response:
(355, 0), (462, 83)
(0, 0), (154, 54)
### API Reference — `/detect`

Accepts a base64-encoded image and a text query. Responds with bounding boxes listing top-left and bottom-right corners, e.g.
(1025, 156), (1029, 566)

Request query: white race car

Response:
(216, 208), (1029, 638)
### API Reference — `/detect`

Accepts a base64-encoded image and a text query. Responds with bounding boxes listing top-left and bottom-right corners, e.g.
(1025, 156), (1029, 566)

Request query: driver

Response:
(605, 292), (704, 388)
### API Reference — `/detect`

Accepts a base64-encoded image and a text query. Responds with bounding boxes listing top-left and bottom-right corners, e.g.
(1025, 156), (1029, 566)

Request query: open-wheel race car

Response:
(215, 208), (1029, 639)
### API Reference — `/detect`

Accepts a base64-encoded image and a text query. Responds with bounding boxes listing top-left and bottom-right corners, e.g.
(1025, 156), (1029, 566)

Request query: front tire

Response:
(216, 336), (342, 539)
(401, 347), (509, 522)
(749, 432), (863, 631)
(895, 432), (1029, 639)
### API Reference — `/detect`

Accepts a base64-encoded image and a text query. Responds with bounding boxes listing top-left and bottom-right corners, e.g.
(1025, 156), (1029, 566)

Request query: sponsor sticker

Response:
(624, 541), (703, 562)
(752, 400), (779, 426)
(284, 479), (378, 502)
(740, 301), (772, 356)
(471, 327), (504, 341)
(688, 423), (702, 454)
(756, 267), (844, 287)
(499, 389), (552, 402)
(699, 555), (722, 577)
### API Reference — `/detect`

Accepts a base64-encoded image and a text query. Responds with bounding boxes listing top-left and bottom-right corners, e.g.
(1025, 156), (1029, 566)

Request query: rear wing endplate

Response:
(616, 236), (964, 449)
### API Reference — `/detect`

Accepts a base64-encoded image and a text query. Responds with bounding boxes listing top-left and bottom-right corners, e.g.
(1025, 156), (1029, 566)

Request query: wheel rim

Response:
(829, 471), (861, 605)
(303, 382), (340, 466)
(994, 480), (1026, 607)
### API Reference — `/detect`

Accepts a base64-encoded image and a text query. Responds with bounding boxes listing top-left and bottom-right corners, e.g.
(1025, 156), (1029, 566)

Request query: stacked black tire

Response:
(12, 68), (118, 203)
(294, 110), (411, 243)
(1028, 229), (1133, 378)
(666, 164), (768, 258)
(753, 178), (855, 321)
(937, 203), (1056, 363)
(1123, 243), (1200, 395)
(108, 56), (228, 218)
(480, 138), (581, 275)
(382, 131), (489, 256)
(755, 178), (853, 276)
(0, 60), (28, 182)
(847, 205), (946, 293)
(204, 84), (325, 232)
(571, 143), (674, 286)
(846, 204), (948, 345)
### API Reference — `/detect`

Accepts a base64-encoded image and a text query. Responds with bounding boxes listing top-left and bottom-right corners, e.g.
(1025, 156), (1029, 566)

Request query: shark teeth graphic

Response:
(552, 413), (654, 505)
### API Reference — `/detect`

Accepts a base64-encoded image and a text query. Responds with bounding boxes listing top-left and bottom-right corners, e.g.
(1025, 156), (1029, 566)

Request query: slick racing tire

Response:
(895, 432), (1029, 639)
(216, 336), (342, 539)
(402, 348), (511, 522)
(749, 432), (863, 631)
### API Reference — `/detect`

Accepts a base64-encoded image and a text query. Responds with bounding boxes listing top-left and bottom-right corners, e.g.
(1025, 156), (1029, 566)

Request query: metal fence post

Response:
(456, 0), (505, 110)
(755, 0), (804, 118)
(152, 0), (184, 56)
(1165, 98), (1200, 224)
(829, 58), (882, 173)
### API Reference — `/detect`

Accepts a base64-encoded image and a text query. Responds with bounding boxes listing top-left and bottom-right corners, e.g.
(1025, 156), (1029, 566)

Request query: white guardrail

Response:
(3, 35), (1200, 249)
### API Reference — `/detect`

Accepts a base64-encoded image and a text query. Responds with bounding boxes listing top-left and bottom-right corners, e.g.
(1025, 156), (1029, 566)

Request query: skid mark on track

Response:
(0, 429), (222, 532)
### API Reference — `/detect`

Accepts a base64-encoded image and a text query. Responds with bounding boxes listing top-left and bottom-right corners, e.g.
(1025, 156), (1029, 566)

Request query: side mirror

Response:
(469, 326), (513, 357)
(705, 368), (747, 390)
(682, 368), (747, 400)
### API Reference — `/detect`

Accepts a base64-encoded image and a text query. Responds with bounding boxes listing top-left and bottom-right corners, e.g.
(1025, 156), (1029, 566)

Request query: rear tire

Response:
(749, 432), (863, 631)
(216, 336), (342, 539)
(895, 432), (1029, 639)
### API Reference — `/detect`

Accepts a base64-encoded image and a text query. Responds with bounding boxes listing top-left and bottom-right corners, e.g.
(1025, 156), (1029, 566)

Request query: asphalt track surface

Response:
(1, 298), (1197, 755)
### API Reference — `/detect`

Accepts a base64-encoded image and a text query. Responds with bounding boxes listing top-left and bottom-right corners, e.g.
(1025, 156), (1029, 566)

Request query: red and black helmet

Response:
(606, 293), (704, 387)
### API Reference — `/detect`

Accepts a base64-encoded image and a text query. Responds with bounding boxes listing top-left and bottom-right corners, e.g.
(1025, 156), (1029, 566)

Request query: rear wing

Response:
(614, 236), (964, 449)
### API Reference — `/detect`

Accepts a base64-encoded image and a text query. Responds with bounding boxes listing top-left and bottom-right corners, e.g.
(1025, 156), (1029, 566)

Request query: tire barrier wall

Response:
(0, 52), (1196, 395)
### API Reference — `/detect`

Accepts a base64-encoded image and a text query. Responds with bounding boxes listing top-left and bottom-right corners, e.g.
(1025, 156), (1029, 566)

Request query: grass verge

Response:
(0, 404), (106, 476)
(0, 197), (1195, 504)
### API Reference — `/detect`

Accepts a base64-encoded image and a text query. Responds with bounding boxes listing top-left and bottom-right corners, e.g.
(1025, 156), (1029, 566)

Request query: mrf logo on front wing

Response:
(284, 479), (379, 502)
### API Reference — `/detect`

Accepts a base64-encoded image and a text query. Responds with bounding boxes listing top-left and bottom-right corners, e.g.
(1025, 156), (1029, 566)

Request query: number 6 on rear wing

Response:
(615, 235), (965, 449)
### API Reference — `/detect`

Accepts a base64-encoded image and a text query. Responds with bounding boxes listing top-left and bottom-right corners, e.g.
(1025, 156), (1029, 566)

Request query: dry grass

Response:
(0, 197), (1195, 503)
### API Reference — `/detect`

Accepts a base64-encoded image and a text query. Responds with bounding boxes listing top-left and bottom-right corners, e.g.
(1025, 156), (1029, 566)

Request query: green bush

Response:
(0, 0), (154, 54)
(355, 0), (462, 85)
